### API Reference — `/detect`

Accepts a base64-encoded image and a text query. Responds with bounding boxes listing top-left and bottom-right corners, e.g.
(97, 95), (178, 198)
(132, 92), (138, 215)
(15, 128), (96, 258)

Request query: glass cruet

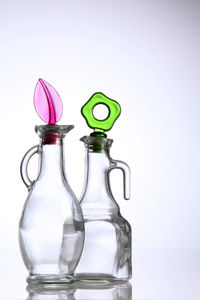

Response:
(75, 92), (132, 281)
(19, 79), (84, 286)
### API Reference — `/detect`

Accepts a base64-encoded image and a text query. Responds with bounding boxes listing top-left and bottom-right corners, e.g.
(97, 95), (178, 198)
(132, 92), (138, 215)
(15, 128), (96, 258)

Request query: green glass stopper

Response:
(81, 92), (121, 136)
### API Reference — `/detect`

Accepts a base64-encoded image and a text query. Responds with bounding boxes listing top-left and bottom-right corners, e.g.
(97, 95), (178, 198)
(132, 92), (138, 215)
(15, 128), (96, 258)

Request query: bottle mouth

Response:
(80, 135), (113, 152)
(35, 125), (74, 145)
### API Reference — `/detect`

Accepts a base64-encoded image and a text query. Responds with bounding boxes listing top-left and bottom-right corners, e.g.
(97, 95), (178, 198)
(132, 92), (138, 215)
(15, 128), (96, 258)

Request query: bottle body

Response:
(19, 125), (84, 285)
(77, 215), (131, 281)
(76, 136), (131, 281)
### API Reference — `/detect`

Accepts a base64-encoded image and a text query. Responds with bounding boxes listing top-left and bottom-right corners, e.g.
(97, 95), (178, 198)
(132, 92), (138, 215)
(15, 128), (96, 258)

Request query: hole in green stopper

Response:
(93, 103), (110, 121)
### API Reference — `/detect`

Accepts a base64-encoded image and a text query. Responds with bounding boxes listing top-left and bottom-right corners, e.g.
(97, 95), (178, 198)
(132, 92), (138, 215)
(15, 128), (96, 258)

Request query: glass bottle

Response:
(75, 135), (131, 281)
(19, 125), (84, 286)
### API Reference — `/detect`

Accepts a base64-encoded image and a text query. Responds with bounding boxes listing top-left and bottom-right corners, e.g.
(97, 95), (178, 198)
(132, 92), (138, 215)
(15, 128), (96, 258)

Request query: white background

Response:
(0, 0), (199, 299)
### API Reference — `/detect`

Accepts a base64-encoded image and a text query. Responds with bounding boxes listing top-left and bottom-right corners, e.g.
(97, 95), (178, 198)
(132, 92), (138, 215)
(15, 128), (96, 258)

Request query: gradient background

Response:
(0, 0), (199, 299)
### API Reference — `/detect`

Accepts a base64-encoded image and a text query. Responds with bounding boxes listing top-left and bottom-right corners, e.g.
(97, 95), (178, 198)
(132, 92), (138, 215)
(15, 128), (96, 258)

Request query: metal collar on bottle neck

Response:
(35, 125), (74, 145)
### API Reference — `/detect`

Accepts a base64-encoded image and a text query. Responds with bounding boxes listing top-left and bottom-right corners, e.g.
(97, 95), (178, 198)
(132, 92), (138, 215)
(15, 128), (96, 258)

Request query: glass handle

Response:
(108, 159), (131, 200)
(20, 145), (40, 190)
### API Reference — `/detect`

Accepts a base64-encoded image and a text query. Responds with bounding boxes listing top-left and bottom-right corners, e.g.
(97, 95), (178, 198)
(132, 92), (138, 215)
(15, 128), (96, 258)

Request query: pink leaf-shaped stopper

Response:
(34, 78), (63, 124)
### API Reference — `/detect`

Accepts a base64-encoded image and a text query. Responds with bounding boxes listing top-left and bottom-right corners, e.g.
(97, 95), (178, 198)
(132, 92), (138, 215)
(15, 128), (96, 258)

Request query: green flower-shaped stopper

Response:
(81, 92), (121, 137)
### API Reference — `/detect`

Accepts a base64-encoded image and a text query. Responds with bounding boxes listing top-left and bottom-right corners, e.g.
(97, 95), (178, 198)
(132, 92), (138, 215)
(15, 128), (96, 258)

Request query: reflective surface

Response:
(75, 281), (132, 300)
(27, 281), (132, 300)
(0, 249), (200, 299)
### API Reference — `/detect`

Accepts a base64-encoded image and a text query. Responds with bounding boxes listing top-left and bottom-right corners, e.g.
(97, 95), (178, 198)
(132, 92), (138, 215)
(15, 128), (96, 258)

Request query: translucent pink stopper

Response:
(34, 78), (63, 124)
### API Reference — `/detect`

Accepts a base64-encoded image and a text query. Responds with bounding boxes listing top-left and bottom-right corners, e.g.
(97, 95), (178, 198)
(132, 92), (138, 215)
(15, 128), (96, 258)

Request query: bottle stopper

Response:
(34, 78), (63, 124)
(33, 79), (73, 144)
(81, 92), (121, 137)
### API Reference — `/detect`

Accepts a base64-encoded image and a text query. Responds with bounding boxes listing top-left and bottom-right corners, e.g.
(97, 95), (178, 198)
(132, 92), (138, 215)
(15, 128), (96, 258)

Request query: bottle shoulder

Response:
(82, 210), (130, 225)
(20, 180), (82, 227)
(82, 214), (132, 237)
(80, 200), (120, 219)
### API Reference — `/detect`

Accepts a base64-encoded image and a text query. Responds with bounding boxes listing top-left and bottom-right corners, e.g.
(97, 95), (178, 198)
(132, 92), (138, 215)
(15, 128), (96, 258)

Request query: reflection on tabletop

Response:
(27, 281), (132, 300)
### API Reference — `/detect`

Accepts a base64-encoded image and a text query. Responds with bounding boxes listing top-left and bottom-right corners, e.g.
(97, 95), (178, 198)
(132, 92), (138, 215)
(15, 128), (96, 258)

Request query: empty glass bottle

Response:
(19, 125), (84, 285)
(75, 92), (132, 281)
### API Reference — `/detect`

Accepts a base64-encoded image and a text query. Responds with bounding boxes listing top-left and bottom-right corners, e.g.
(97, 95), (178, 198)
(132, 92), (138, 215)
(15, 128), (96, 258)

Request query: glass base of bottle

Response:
(27, 274), (75, 288)
(76, 273), (131, 285)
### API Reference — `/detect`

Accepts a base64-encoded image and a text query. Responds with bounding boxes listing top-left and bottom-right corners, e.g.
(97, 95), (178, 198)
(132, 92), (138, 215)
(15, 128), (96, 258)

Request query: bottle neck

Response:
(35, 125), (73, 183)
(81, 137), (119, 216)
(38, 138), (66, 183)
(84, 149), (110, 193)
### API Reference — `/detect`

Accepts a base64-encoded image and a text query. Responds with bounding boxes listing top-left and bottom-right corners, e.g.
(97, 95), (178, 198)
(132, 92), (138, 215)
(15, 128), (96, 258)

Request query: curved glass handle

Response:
(108, 159), (131, 200)
(20, 145), (40, 189)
